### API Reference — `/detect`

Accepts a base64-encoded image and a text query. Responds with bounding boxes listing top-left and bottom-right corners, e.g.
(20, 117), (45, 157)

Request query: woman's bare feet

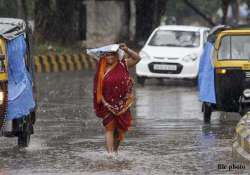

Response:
(113, 129), (121, 153)
(105, 130), (114, 153)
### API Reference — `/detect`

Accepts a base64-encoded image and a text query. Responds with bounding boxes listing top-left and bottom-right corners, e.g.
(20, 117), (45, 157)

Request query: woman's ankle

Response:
(114, 140), (120, 152)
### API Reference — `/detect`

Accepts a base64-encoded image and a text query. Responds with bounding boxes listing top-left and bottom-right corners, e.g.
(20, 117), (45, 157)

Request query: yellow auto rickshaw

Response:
(0, 18), (36, 147)
(199, 25), (250, 123)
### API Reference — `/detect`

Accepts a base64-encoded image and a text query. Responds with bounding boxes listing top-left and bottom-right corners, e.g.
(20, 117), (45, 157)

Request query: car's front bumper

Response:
(136, 59), (198, 79)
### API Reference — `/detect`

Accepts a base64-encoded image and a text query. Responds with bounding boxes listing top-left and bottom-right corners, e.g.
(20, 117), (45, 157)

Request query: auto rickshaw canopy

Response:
(0, 18), (35, 120)
(0, 18), (26, 40)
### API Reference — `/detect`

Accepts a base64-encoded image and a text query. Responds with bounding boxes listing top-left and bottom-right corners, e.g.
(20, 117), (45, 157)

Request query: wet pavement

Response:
(0, 70), (249, 175)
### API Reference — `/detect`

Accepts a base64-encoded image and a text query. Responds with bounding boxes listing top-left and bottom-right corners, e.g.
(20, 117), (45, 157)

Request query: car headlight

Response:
(182, 54), (198, 62)
(243, 89), (250, 98)
(0, 91), (4, 105)
(139, 51), (151, 59)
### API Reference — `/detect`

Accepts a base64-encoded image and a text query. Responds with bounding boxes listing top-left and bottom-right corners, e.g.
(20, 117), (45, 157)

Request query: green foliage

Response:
(25, 0), (35, 18)
(0, 0), (34, 19)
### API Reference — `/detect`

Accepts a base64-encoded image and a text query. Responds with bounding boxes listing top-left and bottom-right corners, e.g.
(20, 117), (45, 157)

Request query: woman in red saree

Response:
(93, 43), (140, 154)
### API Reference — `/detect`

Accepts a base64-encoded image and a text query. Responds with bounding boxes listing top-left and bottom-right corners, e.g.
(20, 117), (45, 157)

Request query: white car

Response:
(136, 25), (210, 85)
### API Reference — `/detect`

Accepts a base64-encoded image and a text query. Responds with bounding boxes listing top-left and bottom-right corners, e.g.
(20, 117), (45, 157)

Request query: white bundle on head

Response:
(86, 44), (125, 61)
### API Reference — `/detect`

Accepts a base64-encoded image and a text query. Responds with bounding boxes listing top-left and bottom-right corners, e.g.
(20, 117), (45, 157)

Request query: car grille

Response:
(153, 57), (165, 60)
(148, 62), (183, 74)
(167, 57), (179, 60)
(153, 57), (179, 60)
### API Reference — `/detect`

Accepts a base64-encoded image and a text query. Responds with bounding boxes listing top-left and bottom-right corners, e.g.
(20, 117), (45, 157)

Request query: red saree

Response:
(93, 57), (133, 133)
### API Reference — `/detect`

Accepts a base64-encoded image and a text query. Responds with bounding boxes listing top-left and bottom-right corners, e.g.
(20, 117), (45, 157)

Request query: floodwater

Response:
(0, 70), (249, 175)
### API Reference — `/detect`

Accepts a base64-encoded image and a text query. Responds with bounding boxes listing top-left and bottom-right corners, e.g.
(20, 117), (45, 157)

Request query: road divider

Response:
(233, 113), (250, 164)
(34, 53), (97, 73)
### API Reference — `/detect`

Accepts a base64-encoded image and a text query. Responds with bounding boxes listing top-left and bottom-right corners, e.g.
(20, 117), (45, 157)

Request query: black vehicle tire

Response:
(17, 114), (33, 148)
(137, 76), (146, 85)
(203, 102), (212, 123)
(192, 77), (198, 86)
(18, 132), (31, 148)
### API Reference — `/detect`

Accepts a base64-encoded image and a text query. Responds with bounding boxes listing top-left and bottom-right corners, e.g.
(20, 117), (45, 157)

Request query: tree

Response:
(182, 0), (241, 25)
(135, 0), (168, 41)
(34, 0), (78, 44)
(183, 0), (215, 26)
(230, 0), (240, 24)
(0, 0), (18, 17)
(16, 0), (29, 23)
(34, 0), (54, 41)
(54, 0), (78, 43)
(221, 0), (231, 24)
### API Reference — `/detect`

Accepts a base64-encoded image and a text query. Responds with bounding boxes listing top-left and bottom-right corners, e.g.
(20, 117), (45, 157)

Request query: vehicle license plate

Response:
(153, 64), (177, 71)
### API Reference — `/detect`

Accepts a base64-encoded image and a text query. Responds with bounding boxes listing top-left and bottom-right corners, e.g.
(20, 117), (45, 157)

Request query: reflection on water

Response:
(0, 73), (248, 174)
(131, 79), (246, 174)
(135, 82), (200, 119)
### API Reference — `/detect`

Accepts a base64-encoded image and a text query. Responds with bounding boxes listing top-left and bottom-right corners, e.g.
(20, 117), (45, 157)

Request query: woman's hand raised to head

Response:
(119, 43), (128, 52)
(119, 43), (141, 68)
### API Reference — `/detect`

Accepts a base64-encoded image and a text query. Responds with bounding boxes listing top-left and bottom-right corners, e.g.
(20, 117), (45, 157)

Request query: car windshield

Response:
(218, 35), (250, 60)
(148, 30), (200, 48)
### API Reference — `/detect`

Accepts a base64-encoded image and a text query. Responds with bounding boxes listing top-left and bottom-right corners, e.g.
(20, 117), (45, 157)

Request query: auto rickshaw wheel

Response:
(18, 132), (30, 147)
(137, 76), (146, 85)
(17, 115), (33, 147)
(203, 102), (212, 123)
(0, 82), (8, 131)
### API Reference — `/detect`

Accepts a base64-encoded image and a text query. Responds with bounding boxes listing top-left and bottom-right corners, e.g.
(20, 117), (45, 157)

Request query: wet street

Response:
(0, 70), (249, 175)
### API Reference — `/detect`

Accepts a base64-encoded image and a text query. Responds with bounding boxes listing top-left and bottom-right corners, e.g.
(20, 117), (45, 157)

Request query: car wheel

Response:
(18, 132), (31, 147)
(137, 76), (146, 85)
(203, 102), (212, 123)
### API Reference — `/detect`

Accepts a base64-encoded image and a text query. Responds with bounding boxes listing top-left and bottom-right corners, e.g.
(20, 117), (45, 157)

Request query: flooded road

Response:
(0, 70), (249, 174)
